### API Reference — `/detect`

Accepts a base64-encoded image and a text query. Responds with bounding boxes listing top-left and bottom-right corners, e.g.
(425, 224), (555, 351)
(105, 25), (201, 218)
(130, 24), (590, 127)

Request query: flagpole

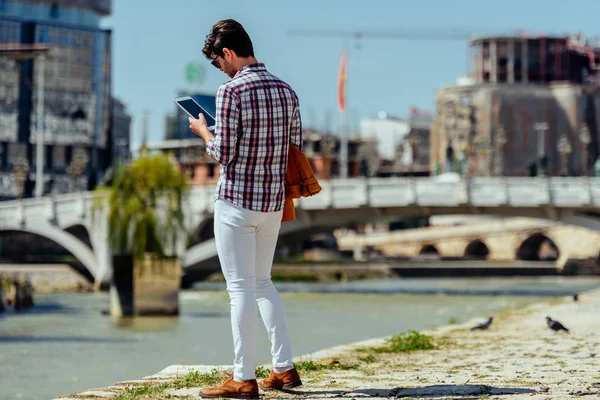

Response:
(339, 44), (348, 180)
(340, 114), (347, 179)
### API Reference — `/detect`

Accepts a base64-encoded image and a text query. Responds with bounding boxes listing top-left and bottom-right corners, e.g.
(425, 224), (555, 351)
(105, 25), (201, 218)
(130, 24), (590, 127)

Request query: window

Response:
(0, 142), (6, 168)
(459, 94), (472, 107)
(7, 143), (26, 167)
(50, 3), (59, 19)
(53, 146), (66, 169)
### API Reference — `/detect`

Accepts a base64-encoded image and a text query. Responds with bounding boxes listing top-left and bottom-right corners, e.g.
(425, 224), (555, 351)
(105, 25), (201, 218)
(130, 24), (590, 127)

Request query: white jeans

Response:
(214, 198), (293, 382)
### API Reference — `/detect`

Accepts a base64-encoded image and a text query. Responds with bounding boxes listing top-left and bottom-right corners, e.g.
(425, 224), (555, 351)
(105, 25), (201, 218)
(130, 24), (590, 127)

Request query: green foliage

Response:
(293, 359), (358, 372)
(114, 382), (170, 400)
(1, 275), (11, 291)
(358, 354), (378, 364)
(448, 316), (457, 325)
(113, 369), (227, 399)
(293, 360), (328, 372)
(255, 366), (270, 378)
(171, 369), (226, 388)
(361, 331), (437, 354)
(271, 272), (319, 282)
(94, 153), (188, 259)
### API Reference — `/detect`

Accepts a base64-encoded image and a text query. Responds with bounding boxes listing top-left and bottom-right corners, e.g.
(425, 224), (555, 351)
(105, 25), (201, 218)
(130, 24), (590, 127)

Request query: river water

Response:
(2, 276), (600, 400)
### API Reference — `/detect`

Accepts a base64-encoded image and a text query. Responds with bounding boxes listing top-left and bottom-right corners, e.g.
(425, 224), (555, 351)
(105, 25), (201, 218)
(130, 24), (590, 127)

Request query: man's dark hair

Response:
(203, 19), (254, 59)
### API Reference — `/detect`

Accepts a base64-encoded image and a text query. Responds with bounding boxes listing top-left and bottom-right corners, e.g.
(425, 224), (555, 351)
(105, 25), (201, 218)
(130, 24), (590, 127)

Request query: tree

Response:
(94, 152), (188, 260)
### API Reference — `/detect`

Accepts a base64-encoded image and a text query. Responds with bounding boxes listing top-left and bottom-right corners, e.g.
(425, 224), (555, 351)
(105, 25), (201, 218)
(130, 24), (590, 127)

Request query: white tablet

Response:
(174, 96), (216, 131)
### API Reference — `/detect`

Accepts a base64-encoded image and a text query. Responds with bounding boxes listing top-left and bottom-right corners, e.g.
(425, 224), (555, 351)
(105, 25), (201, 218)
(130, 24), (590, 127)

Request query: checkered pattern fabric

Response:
(206, 63), (303, 212)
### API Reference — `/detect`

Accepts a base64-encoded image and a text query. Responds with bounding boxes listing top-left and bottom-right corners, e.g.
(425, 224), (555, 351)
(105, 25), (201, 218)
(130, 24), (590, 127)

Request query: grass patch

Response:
(361, 331), (437, 354)
(112, 370), (228, 400)
(271, 272), (319, 282)
(293, 359), (358, 373)
(114, 383), (170, 400)
(169, 367), (269, 391)
(448, 316), (457, 325)
(294, 360), (328, 372)
(255, 366), (270, 378)
(171, 369), (227, 389)
(358, 354), (378, 364)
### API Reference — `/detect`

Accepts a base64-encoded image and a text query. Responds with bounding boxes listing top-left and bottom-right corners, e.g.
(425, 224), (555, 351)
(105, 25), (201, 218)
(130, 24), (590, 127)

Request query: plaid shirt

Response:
(206, 63), (303, 212)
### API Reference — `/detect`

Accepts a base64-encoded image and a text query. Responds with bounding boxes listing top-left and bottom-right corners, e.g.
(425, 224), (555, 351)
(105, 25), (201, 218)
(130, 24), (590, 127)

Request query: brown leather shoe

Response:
(258, 368), (302, 391)
(199, 375), (259, 399)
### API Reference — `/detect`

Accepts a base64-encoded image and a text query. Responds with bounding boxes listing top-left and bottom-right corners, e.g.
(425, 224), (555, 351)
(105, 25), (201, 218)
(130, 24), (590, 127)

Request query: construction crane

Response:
(287, 27), (478, 42)
(287, 27), (492, 51)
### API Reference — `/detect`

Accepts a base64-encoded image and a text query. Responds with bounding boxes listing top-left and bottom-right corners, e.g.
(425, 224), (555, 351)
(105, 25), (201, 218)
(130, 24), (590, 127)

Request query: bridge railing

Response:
(2, 177), (600, 228)
(297, 177), (600, 210)
(0, 192), (100, 227)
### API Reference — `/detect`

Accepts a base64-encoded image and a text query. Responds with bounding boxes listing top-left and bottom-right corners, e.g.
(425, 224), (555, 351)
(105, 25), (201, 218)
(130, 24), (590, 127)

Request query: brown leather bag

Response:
(283, 145), (322, 222)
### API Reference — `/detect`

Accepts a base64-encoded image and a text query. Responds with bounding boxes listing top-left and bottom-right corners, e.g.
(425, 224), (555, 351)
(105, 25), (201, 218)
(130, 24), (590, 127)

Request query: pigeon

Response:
(471, 316), (494, 331)
(546, 316), (570, 333)
(573, 293), (579, 302)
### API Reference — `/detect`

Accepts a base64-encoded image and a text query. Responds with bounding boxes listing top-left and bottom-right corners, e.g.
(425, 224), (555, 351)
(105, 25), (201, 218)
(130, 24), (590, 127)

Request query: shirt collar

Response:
(234, 62), (266, 77)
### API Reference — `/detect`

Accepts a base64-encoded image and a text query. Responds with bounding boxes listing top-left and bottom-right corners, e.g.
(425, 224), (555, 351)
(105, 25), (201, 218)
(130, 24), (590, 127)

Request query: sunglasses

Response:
(210, 54), (221, 70)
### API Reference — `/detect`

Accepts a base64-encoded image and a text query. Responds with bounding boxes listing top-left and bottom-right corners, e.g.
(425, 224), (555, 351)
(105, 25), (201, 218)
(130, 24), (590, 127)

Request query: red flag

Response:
(337, 48), (347, 112)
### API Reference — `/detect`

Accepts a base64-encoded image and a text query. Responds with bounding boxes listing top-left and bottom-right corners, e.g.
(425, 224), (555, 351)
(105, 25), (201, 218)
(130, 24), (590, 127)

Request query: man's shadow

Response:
(291, 384), (536, 398)
(394, 385), (536, 398)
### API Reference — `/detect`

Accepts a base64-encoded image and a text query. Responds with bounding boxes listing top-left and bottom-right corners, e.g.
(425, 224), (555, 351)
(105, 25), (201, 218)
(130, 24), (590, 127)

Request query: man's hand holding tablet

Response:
(174, 96), (216, 144)
(174, 96), (216, 129)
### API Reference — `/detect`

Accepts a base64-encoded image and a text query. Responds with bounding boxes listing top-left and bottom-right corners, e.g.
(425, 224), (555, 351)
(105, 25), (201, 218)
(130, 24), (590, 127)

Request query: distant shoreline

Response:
(192, 276), (600, 298)
(2, 260), (599, 295)
(0, 264), (93, 294)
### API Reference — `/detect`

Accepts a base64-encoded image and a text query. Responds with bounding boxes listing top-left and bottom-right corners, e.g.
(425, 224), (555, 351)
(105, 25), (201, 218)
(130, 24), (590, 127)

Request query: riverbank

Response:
(55, 289), (600, 399)
(0, 264), (92, 293)
(4, 259), (597, 295)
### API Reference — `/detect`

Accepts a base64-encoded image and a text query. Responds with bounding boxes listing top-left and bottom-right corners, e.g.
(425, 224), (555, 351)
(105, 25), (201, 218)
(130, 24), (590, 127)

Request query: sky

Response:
(102, 0), (600, 147)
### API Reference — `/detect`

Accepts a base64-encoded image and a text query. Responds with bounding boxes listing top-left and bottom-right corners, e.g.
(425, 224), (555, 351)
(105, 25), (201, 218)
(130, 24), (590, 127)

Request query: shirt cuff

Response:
(206, 138), (216, 158)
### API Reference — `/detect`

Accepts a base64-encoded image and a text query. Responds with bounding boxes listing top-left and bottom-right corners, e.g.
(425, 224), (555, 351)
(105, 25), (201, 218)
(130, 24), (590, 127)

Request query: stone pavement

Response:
(55, 289), (600, 399)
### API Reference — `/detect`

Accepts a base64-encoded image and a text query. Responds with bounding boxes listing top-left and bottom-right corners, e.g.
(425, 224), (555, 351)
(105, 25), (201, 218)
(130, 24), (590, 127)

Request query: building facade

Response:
(360, 112), (431, 177)
(145, 128), (373, 188)
(403, 111), (432, 176)
(0, 0), (112, 199)
(301, 129), (369, 179)
(111, 97), (130, 166)
(431, 34), (600, 177)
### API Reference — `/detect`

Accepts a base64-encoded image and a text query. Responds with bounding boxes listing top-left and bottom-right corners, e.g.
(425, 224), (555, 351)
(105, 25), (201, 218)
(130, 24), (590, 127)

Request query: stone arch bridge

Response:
(337, 218), (600, 268)
(2, 177), (600, 285)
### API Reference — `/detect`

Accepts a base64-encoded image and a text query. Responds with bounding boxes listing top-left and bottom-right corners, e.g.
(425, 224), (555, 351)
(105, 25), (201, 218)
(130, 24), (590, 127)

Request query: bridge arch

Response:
(0, 224), (100, 280)
(189, 217), (214, 247)
(64, 224), (93, 250)
(464, 240), (490, 260)
(419, 244), (440, 256)
(516, 233), (559, 261)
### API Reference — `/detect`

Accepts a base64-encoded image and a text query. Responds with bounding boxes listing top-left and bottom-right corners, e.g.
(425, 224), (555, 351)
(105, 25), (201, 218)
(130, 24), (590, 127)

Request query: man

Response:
(188, 19), (303, 399)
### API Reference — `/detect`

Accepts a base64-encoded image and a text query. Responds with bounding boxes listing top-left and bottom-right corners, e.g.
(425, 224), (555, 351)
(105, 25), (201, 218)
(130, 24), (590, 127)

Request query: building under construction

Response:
(431, 34), (600, 176)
